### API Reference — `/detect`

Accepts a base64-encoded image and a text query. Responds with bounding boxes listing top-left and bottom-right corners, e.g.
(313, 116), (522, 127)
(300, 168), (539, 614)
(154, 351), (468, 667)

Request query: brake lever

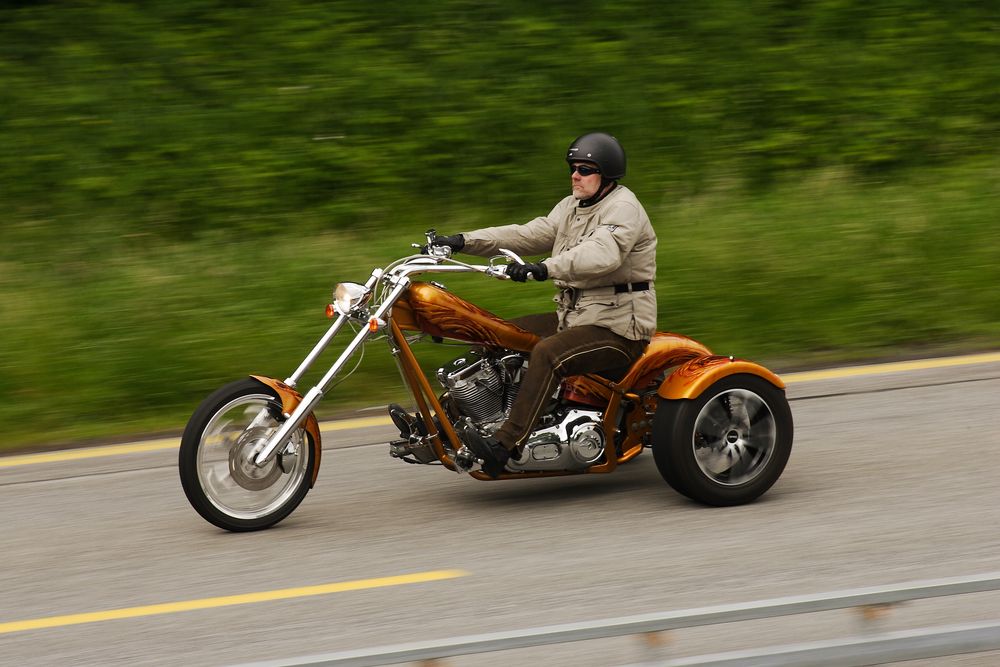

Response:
(498, 248), (526, 265)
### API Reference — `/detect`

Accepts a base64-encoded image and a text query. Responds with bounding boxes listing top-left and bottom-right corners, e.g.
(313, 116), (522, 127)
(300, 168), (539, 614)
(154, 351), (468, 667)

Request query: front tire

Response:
(652, 374), (793, 506)
(179, 378), (316, 531)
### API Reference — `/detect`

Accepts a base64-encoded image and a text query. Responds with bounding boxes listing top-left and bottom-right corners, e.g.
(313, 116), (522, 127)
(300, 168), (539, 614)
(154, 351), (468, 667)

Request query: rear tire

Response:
(652, 374), (793, 506)
(179, 378), (315, 531)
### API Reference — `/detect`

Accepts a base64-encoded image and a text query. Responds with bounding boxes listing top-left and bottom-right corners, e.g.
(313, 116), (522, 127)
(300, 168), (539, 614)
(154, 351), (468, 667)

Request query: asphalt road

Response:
(3, 355), (1000, 666)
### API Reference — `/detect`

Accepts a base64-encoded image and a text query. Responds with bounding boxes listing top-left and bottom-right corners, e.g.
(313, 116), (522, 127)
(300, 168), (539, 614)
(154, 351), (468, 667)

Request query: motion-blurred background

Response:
(2, 1), (998, 449)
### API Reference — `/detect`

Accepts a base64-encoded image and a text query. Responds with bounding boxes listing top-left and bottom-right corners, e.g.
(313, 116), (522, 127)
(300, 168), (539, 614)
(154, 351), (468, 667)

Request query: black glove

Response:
(421, 234), (465, 254)
(506, 262), (548, 283)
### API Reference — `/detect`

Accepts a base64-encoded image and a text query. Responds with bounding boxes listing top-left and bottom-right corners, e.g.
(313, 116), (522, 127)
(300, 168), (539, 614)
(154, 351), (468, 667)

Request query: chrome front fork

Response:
(252, 272), (409, 467)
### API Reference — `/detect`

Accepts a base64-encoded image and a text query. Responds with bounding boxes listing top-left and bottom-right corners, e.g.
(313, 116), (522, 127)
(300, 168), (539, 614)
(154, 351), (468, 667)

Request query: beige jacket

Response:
(462, 185), (657, 341)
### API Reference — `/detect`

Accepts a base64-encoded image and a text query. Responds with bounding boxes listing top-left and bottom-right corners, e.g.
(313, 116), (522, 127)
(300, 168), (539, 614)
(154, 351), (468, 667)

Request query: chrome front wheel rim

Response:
(692, 388), (776, 486)
(196, 394), (309, 520)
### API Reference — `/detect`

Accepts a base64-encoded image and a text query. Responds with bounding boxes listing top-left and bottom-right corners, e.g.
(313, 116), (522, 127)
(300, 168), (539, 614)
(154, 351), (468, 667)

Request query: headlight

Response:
(333, 282), (371, 316)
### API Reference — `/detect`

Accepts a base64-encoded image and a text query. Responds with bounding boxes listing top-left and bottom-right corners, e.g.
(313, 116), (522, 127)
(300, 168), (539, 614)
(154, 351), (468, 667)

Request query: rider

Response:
(427, 132), (657, 477)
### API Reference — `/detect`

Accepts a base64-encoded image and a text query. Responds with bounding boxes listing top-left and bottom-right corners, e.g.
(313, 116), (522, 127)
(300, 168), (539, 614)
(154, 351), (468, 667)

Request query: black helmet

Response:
(565, 132), (626, 180)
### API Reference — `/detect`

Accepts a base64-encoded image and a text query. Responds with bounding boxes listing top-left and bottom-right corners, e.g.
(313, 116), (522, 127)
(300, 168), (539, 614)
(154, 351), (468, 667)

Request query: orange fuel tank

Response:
(392, 282), (541, 352)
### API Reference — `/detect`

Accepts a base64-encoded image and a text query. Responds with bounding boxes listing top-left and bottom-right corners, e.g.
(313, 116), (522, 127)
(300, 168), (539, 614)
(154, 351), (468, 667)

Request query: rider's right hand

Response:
(421, 234), (465, 254)
(506, 261), (548, 282)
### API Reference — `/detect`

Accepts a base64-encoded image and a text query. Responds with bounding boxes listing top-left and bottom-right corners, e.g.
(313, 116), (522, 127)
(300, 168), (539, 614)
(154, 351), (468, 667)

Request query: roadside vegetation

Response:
(2, 2), (998, 449)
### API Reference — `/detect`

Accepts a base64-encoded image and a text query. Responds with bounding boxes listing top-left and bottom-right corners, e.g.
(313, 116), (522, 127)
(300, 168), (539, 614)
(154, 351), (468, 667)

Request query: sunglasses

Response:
(569, 164), (601, 176)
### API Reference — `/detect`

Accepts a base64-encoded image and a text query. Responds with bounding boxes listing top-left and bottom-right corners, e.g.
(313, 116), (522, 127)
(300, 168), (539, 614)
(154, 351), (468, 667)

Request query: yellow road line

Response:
(782, 351), (1000, 383)
(0, 569), (468, 635)
(0, 439), (180, 468)
(0, 416), (394, 468)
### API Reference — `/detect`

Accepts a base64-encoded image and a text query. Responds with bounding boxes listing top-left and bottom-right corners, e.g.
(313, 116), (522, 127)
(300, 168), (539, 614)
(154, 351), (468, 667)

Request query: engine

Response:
(436, 350), (524, 428)
(435, 350), (607, 471)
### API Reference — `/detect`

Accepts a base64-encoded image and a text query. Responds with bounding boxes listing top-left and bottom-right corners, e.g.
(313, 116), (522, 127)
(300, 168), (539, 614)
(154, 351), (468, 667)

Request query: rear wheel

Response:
(652, 374), (793, 505)
(179, 378), (315, 531)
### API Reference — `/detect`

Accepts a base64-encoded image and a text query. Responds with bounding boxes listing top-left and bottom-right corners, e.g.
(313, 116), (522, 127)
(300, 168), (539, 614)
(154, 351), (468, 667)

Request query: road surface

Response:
(3, 353), (1000, 666)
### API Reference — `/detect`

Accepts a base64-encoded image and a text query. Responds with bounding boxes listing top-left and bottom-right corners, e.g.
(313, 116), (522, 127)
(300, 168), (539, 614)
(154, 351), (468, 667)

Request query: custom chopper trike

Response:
(179, 237), (794, 531)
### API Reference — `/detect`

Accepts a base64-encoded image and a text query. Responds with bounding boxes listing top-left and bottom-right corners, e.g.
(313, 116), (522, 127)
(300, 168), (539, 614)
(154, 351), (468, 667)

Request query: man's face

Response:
(570, 162), (602, 200)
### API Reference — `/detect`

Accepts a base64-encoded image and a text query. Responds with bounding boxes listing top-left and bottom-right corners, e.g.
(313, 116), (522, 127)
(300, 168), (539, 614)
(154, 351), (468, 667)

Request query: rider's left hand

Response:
(421, 234), (465, 254)
(507, 262), (548, 282)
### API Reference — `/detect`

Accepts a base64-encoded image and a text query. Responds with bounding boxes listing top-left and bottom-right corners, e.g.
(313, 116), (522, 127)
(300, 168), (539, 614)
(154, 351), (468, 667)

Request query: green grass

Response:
(3, 159), (1000, 450)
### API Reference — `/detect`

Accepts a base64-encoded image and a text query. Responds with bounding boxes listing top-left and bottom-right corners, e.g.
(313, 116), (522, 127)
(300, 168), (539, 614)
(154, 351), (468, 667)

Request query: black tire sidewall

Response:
(650, 398), (692, 499)
(178, 378), (315, 532)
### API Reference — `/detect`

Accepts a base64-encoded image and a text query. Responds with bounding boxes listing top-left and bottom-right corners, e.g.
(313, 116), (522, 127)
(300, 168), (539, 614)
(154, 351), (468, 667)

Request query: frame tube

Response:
(389, 320), (461, 469)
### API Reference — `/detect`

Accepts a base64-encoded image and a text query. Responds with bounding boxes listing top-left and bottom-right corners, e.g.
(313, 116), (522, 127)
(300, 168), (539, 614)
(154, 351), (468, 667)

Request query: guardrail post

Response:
(856, 601), (898, 634)
(636, 629), (673, 664)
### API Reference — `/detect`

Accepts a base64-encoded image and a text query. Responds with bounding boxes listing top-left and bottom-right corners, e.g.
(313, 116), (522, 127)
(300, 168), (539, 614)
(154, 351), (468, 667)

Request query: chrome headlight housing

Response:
(333, 282), (372, 316)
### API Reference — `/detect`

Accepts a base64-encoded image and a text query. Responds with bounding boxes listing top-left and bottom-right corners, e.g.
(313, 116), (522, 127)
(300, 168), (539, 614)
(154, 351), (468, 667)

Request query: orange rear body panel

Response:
(618, 332), (713, 390)
(657, 355), (785, 400)
(562, 332), (712, 406)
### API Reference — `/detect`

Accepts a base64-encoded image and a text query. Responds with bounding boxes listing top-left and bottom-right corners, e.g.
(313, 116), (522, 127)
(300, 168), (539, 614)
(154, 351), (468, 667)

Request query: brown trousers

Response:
(495, 313), (647, 450)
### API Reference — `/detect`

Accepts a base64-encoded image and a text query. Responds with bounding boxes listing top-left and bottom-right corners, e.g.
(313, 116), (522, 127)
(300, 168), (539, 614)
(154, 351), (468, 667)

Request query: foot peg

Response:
(453, 445), (477, 474)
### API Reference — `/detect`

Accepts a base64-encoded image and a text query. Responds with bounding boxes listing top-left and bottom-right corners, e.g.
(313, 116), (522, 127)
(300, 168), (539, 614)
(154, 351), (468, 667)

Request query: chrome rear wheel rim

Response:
(692, 388), (776, 486)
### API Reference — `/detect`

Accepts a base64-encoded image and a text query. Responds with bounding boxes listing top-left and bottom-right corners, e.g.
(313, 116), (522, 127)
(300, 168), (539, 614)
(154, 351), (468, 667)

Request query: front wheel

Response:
(179, 378), (316, 531)
(652, 374), (793, 506)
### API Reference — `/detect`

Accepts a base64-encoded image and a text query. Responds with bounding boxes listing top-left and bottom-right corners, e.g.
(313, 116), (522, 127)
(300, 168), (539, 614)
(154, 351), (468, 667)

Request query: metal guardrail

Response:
(234, 572), (1000, 667)
(625, 620), (1000, 666)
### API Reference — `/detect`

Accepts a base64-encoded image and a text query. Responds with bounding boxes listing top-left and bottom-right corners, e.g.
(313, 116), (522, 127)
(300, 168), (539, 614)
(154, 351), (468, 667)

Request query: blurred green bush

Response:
(1, 2), (998, 448)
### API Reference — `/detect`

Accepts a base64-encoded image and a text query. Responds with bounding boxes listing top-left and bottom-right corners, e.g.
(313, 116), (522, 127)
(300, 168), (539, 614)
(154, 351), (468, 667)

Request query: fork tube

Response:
(253, 276), (409, 467)
(285, 268), (384, 388)
(285, 314), (349, 388)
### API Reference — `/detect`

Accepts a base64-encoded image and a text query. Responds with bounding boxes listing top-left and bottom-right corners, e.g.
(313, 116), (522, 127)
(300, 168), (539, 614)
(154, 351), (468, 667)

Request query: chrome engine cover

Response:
(506, 409), (606, 472)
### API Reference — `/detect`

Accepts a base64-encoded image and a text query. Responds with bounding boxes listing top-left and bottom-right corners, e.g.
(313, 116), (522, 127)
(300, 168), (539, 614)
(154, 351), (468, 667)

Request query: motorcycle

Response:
(179, 232), (794, 532)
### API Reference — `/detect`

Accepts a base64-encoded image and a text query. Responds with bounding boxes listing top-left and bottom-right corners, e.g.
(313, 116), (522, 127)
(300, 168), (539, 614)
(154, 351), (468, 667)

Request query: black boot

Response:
(459, 423), (510, 479)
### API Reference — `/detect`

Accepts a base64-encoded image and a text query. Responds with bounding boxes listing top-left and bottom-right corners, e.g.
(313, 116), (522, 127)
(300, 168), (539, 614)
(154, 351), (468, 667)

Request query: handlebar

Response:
(387, 253), (515, 281)
(407, 232), (527, 280)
